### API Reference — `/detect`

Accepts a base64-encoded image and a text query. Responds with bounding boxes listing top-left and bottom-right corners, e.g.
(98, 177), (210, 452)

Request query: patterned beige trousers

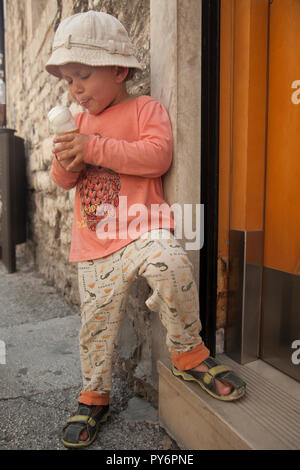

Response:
(77, 229), (209, 405)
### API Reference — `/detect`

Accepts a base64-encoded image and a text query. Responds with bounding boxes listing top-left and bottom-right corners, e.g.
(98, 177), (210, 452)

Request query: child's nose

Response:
(73, 80), (84, 94)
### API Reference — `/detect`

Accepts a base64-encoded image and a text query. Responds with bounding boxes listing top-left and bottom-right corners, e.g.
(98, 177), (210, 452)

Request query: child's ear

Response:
(113, 66), (129, 83)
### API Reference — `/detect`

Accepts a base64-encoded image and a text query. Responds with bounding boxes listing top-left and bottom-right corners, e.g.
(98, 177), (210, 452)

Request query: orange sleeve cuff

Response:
(171, 342), (210, 371)
(78, 391), (110, 406)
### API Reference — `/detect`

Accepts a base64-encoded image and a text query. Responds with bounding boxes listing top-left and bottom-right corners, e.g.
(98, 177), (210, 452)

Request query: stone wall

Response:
(5, 0), (156, 400)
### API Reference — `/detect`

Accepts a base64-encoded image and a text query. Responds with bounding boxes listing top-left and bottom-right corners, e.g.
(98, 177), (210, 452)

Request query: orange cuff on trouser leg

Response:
(78, 391), (110, 406)
(171, 342), (210, 371)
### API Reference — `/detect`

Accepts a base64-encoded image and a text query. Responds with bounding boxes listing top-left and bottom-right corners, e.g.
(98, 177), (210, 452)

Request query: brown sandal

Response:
(172, 356), (246, 401)
(61, 403), (110, 449)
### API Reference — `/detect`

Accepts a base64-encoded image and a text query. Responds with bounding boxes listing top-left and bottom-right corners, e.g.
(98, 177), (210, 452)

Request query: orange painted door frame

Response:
(220, 0), (300, 381)
(219, 0), (269, 363)
(264, 0), (300, 274)
(260, 0), (300, 381)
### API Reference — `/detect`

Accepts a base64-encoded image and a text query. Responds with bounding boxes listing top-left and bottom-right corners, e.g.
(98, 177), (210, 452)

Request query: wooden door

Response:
(261, 0), (300, 381)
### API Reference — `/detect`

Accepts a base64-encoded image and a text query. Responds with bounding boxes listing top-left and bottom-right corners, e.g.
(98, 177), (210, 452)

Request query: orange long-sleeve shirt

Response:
(51, 95), (176, 262)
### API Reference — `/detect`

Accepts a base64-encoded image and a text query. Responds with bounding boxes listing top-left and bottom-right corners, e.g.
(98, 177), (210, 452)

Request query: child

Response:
(46, 11), (245, 449)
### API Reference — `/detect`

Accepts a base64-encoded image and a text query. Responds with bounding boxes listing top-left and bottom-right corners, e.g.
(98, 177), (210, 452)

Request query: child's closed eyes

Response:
(66, 74), (91, 85)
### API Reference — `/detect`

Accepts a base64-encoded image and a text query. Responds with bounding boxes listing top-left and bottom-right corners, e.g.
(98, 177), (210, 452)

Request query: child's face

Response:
(59, 63), (127, 115)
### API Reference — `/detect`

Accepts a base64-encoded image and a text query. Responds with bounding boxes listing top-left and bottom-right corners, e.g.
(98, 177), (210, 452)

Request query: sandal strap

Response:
(203, 365), (230, 384)
(187, 356), (246, 391)
(78, 404), (93, 416)
(217, 370), (246, 389)
(201, 356), (221, 369)
(63, 423), (85, 444)
(205, 365), (230, 378)
(67, 415), (96, 427)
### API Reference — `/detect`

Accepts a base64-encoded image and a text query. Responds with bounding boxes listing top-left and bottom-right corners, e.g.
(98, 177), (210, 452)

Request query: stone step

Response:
(157, 354), (300, 450)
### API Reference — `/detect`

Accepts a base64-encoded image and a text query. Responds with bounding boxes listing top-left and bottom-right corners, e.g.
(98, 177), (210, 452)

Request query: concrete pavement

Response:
(0, 247), (179, 450)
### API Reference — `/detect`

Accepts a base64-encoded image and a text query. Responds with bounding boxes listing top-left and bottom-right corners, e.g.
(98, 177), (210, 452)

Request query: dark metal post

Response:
(200, 0), (220, 356)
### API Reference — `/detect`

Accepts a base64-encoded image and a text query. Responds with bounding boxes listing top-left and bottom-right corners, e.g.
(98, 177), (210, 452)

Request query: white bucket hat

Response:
(45, 11), (142, 78)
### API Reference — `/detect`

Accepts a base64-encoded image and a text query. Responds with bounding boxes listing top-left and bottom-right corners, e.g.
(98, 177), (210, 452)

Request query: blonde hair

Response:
(124, 67), (137, 82)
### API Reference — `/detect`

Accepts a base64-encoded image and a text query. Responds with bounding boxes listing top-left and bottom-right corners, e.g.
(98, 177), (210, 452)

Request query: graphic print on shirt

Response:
(78, 165), (121, 232)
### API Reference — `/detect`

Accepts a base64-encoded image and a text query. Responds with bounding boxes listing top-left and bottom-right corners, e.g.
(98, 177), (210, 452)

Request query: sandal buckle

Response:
(87, 417), (96, 427)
